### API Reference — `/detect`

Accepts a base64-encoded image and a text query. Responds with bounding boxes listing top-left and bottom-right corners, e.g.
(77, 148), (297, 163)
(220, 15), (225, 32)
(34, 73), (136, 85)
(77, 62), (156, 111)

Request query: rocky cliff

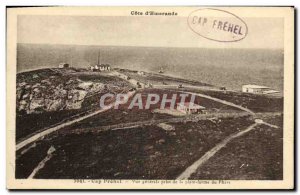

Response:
(16, 69), (129, 114)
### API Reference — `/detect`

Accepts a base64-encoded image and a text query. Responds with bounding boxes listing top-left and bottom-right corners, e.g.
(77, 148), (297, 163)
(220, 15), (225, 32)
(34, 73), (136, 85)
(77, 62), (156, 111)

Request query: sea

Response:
(17, 43), (284, 91)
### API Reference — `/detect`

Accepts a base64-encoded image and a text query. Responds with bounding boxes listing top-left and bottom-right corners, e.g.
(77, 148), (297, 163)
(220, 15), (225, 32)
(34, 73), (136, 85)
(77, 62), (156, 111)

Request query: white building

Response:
(99, 64), (111, 71)
(90, 64), (111, 72)
(58, 63), (69, 68)
(137, 71), (145, 76)
(176, 102), (206, 114)
(242, 84), (279, 94)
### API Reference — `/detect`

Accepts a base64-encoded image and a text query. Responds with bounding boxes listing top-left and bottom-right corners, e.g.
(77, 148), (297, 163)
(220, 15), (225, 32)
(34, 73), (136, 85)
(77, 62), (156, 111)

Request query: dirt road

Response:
(176, 116), (280, 180)
(59, 111), (253, 135)
(16, 70), (140, 151)
(180, 91), (255, 115)
(16, 105), (112, 151)
(177, 122), (259, 180)
(16, 91), (136, 151)
(152, 84), (255, 114)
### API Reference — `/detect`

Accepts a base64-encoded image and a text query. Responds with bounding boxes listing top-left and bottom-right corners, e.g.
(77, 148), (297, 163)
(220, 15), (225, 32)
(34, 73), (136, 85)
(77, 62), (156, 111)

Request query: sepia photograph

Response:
(6, 6), (294, 189)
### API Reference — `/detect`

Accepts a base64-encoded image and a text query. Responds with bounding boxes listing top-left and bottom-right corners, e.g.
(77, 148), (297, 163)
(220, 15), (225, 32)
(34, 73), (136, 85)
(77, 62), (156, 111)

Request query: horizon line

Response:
(17, 42), (284, 50)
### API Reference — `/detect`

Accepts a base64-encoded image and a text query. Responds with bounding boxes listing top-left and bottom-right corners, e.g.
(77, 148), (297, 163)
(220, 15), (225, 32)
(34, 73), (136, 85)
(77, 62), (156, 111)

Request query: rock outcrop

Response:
(16, 76), (105, 114)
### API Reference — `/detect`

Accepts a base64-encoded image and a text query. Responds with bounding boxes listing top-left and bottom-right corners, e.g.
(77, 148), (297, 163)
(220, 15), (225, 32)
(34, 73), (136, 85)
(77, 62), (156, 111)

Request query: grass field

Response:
(190, 115), (283, 180)
(16, 116), (254, 179)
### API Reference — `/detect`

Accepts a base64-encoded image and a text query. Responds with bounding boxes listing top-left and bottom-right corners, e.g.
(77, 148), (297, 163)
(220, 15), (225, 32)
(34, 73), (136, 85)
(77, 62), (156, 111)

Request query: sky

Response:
(17, 15), (283, 49)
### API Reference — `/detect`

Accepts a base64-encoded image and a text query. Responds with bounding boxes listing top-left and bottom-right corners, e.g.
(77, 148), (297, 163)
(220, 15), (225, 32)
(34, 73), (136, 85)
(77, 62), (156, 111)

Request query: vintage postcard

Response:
(6, 6), (294, 189)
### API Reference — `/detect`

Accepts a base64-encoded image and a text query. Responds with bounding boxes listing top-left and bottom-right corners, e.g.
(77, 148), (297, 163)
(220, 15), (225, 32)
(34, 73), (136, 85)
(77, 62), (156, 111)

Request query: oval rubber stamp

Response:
(187, 8), (248, 42)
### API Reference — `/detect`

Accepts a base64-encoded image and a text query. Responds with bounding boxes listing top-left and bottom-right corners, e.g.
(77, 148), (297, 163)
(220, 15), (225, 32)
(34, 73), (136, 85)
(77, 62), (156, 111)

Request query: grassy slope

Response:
(190, 116), (283, 180)
(16, 117), (253, 179)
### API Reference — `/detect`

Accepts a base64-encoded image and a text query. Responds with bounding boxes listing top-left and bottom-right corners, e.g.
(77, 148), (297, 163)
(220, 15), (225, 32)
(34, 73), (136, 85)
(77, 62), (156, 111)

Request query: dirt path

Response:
(16, 106), (111, 151)
(153, 85), (255, 114)
(176, 122), (259, 180)
(16, 91), (136, 151)
(16, 71), (139, 152)
(54, 111), (281, 139)
(59, 111), (253, 135)
(153, 84), (221, 92)
(181, 91), (255, 115)
(28, 146), (56, 179)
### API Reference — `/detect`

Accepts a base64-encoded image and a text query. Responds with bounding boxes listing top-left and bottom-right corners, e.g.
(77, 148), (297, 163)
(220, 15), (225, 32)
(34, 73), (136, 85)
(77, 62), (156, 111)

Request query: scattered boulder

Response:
(18, 103), (28, 112)
(45, 99), (64, 111)
(16, 88), (25, 100)
(32, 74), (39, 79)
(65, 90), (87, 110)
(41, 79), (51, 85)
(144, 145), (154, 151)
(77, 82), (93, 90)
(25, 85), (31, 89)
(73, 90), (88, 101)
(33, 88), (41, 93)
(54, 88), (67, 98)
(18, 82), (27, 87)
(32, 83), (41, 88)
(157, 123), (175, 131)
(29, 98), (44, 112)
(65, 99), (84, 110)
(157, 139), (166, 145)
(90, 83), (105, 93)
(47, 146), (56, 155)
(22, 93), (29, 99)
(150, 151), (162, 160)
(19, 100), (27, 105)
(114, 172), (121, 177)
(198, 147), (203, 152)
